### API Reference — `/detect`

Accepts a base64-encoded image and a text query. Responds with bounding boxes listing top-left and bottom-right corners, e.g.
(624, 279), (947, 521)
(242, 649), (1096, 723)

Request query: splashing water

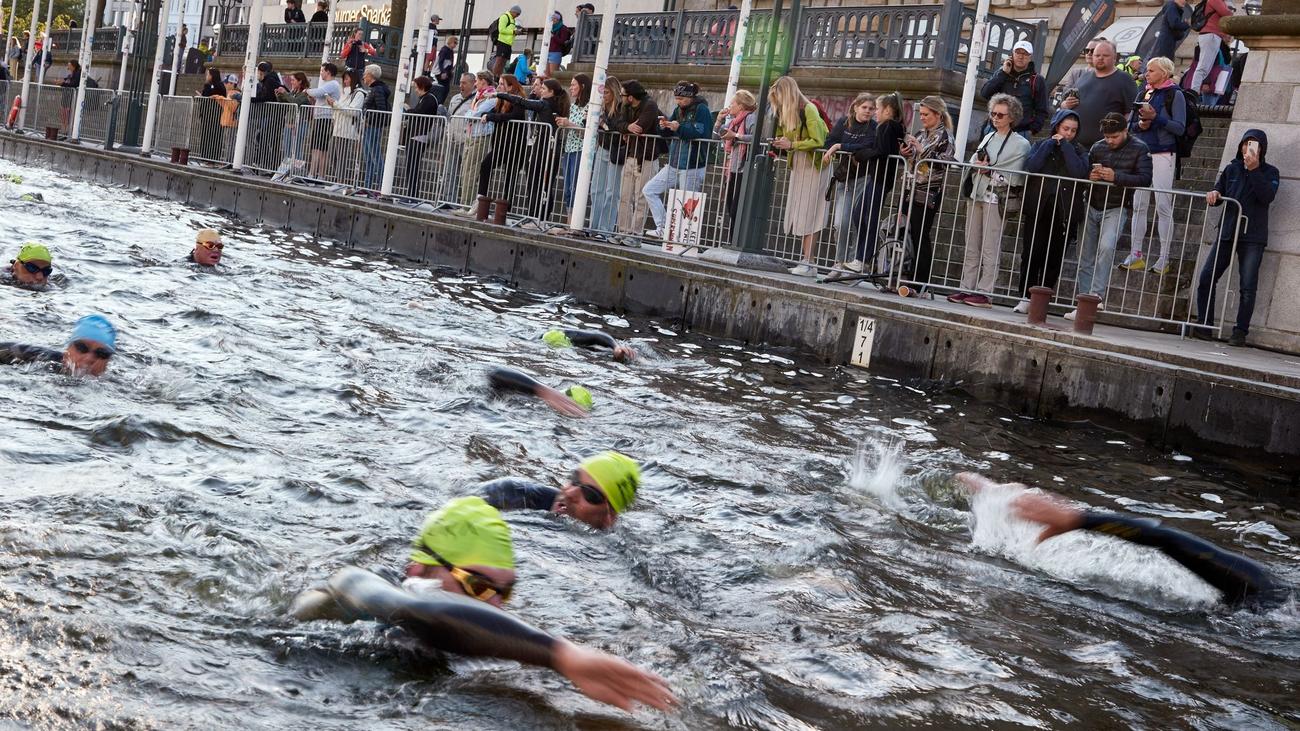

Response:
(846, 439), (906, 510)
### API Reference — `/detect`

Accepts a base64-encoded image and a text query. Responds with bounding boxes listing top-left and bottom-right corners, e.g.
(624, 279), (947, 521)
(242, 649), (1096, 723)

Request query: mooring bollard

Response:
(475, 195), (492, 222)
(491, 198), (510, 226)
(1073, 294), (1103, 336)
(1027, 286), (1053, 326)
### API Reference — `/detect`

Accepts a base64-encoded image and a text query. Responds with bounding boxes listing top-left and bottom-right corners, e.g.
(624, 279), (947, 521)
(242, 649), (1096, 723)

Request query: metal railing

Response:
(572, 0), (1045, 73)
(216, 22), (402, 68)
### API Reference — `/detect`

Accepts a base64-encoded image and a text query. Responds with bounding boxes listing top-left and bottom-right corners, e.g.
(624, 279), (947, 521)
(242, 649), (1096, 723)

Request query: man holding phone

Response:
(979, 40), (1048, 138)
(1195, 130), (1279, 347)
(1060, 40), (1133, 148)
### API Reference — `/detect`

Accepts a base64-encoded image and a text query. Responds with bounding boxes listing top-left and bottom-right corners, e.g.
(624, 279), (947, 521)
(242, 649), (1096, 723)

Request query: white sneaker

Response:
(1151, 256), (1170, 275)
(845, 259), (864, 272)
(789, 262), (816, 276)
(1120, 252), (1146, 270)
(830, 262), (847, 272)
(1063, 308), (1076, 321)
(1012, 299), (1030, 314)
(644, 228), (664, 238)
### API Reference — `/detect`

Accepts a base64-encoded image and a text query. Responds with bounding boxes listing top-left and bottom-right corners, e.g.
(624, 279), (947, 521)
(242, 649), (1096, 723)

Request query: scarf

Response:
(723, 111), (750, 155)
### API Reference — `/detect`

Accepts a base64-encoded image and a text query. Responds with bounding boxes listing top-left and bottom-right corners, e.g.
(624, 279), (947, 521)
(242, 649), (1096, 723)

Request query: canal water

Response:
(1, 161), (1297, 730)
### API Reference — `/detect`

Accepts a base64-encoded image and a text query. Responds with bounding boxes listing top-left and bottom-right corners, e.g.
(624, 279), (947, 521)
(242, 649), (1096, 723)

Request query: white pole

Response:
(537, 0), (556, 78)
(141, 0), (178, 154)
(231, 0), (263, 170)
(953, 0), (990, 156)
(169, 1), (185, 95)
(70, 0), (97, 140)
(5, 0), (17, 64)
(379, 0), (425, 195)
(567, 0), (616, 230)
(38, 0), (53, 83)
(320, 0), (336, 64)
(722, 0), (751, 109)
(17, 0), (41, 128)
(117, 6), (137, 94)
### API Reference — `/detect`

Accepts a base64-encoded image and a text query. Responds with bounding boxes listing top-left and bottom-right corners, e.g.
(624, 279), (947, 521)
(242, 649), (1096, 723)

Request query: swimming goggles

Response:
(72, 341), (113, 360)
(22, 261), (53, 276)
(569, 471), (607, 506)
(423, 548), (513, 604)
(198, 240), (224, 251)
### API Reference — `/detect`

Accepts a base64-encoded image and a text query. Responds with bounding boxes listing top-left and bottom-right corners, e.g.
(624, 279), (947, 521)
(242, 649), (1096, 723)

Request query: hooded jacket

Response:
(1212, 129), (1280, 246)
(663, 97), (713, 170)
(979, 60), (1050, 134)
(1025, 110), (1090, 220)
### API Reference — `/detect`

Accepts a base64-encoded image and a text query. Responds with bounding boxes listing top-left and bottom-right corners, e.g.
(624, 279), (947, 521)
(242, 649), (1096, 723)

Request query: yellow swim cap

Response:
(580, 451), (640, 514)
(409, 496), (514, 570)
(565, 385), (593, 411)
(17, 242), (51, 263)
(542, 329), (573, 348)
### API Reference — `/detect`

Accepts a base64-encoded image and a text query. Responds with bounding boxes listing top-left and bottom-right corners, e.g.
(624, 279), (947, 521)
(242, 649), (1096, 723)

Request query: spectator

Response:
(424, 14), (442, 74)
(497, 77), (569, 220)
(195, 67), (226, 163)
(341, 29), (376, 74)
(325, 69), (367, 186)
(849, 91), (906, 274)
(1013, 109), (1089, 313)
(979, 40), (1049, 138)
(1189, 0), (1232, 97)
(6, 37), (22, 80)
(575, 3), (595, 16)
(477, 74), (527, 209)
(1195, 130), (1278, 347)
(457, 71), (498, 204)
(400, 76), (441, 198)
(555, 73), (590, 211)
(1056, 38), (1106, 103)
(360, 64), (391, 192)
(715, 89), (757, 238)
(305, 62), (343, 178)
(58, 61), (80, 131)
(613, 79), (662, 235)
(765, 76), (828, 276)
(1061, 39), (1133, 149)
(434, 36), (457, 104)
(643, 80), (712, 239)
(310, 1), (329, 23)
(1122, 56), (1186, 275)
(274, 72), (312, 169)
(590, 75), (628, 234)
(899, 95), (956, 293)
(216, 75), (243, 163)
(505, 48), (535, 86)
(285, 0), (307, 23)
(490, 5), (522, 78)
(1067, 113), (1153, 320)
(252, 61), (281, 104)
(822, 93), (875, 272)
(546, 11), (574, 78)
(949, 93), (1030, 308)
(447, 72), (477, 116)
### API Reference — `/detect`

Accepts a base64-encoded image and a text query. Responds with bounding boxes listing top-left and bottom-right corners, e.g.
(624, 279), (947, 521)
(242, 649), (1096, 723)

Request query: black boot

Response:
(1228, 329), (1247, 347)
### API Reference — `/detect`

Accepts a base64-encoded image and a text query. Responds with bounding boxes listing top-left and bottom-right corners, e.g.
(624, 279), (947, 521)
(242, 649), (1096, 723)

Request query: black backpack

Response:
(1190, 0), (1209, 31)
(1162, 87), (1202, 177)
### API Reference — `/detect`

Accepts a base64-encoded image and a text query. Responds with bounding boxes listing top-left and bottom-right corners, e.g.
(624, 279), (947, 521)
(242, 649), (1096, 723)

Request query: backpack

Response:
(810, 99), (832, 130)
(558, 26), (574, 55)
(1190, 0), (1209, 31)
(1163, 86), (1202, 177)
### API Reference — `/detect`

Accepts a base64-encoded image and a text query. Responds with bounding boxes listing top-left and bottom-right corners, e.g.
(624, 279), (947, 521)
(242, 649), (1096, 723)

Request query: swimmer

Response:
(3, 242), (58, 289)
(958, 472), (1288, 608)
(488, 365), (592, 417)
(543, 328), (636, 362)
(188, 228), (225, 267)
(290, 497), (677, 713)
(0, 314), (117, 377)
(481, 451), (640, 531)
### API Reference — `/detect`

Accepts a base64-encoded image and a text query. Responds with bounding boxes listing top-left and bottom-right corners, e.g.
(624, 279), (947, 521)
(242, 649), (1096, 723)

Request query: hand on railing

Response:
(821, 143), (840, 167)
(1206, 190), (1221, 206)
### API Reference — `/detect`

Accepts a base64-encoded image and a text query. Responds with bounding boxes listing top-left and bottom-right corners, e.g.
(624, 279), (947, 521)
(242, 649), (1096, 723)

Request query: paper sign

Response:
(851, 317), (876, 368)
(663, 188), (704, 257)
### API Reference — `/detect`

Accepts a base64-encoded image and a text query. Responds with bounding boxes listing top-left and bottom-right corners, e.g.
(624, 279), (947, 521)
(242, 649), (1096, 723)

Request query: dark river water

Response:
(1, 161), (1298, 730)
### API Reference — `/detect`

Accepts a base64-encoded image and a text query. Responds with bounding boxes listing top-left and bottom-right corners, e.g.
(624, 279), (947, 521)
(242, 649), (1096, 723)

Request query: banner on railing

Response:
(664, 188), (705, 256)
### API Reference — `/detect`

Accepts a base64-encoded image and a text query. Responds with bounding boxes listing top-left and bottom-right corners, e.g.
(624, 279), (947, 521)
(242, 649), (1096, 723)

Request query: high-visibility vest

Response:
(495, 12), (517, 46)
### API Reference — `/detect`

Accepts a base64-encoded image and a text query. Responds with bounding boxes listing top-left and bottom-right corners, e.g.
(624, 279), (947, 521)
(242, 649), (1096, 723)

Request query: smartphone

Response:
(1247, 140), (1260, 156)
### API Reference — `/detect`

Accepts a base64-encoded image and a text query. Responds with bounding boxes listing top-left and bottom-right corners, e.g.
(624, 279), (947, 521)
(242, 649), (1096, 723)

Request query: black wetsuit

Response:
(555, 329), (618, 352)
(487, 366), (546, 398)
(481, 477), (559, 512)
(1081, 512), (1285, 608)
(0, 342), (62, 370)
(315, 567), (558, 668)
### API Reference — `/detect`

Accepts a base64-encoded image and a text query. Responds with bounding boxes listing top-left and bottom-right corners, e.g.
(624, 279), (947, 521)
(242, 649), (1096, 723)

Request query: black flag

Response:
(1134, 4), (1190, 60)
(1045, 0), (1119, 88)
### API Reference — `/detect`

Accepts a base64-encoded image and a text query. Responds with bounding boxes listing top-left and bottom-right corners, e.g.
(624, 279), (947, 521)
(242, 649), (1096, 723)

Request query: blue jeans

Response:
(1075, 206), (1128, 298)
(833, 176), (869, 263)
(1196, 238), (1264, 335)
(590, 154), (623, 233)
(644, 165), (707, 232)
(562, 150), (580, 211)
(362, 125), (385, 191)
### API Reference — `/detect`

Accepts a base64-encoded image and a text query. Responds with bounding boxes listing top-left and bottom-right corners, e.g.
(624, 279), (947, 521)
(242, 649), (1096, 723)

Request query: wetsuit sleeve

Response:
(487, 366), (544, 396)
(562, 329), (618, 350)
(0, 342), (62, 365)
(325, 567), (558, 669)
(480, 478), (560, 511)
(1079, 512), (1280, 606)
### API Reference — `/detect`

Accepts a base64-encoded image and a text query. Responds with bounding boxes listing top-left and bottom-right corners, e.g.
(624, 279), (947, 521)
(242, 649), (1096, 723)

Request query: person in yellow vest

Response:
(490, 5), (521, 78)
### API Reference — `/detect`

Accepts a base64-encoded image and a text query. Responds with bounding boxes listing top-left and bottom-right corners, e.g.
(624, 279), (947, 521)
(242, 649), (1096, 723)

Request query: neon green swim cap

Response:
(17, 242), (51, 263)
(580, 451), (640, 514)
(409, 496), (514, 570)
(6, 174), (22, 184)
(542, 329), (573, 348)
(565, 385), (593, 411)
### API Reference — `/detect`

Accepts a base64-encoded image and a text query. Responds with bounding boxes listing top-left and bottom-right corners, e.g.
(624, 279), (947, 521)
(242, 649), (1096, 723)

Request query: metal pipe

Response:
(142, 0), (178, 154)
(5, 0), (18, 71)
(954, 0), (990, 155)
(70, 0), (97, 140)
(320, 0), (336, 64)
(567, 0), (617, 230)
(733, 0), (782, 253)
(231, 0), (263, 170)
(17, 0), (41, 129)
(454, 0), (475, 78)
(379, 0), (427, 195)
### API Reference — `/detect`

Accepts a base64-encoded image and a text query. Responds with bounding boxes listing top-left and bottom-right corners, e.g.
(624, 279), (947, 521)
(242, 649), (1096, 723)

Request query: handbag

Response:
(995, 182), (1023, 214)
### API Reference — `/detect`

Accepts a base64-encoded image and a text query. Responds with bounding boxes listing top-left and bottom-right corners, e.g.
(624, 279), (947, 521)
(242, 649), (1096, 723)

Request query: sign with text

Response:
(851, 317), (876, 368)
(663, 188), (704, 257)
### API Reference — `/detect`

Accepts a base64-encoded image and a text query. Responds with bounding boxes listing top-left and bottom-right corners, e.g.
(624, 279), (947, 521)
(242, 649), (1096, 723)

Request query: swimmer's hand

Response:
(538, 386), (590, 418)
(551, 639), (678, 712)
(955, 471), (1001, 495)
(1012, 492), (1085, 544)
(612, 344), (636, 363)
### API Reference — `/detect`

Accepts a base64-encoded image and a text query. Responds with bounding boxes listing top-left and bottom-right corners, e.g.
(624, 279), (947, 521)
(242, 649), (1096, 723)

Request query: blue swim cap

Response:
(68, 315), (117, 353)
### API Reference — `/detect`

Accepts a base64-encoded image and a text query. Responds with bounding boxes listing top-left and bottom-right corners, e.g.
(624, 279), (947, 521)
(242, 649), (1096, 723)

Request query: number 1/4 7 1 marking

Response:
(851, 317), (876, 368)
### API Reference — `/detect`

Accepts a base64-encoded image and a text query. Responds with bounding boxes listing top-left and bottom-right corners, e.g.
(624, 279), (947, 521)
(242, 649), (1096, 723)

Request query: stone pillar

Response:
(1213, 3), (1300, 352)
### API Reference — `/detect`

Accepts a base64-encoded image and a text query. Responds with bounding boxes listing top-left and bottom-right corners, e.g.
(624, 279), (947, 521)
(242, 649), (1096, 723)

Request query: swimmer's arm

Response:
(563, 330), (635, 362)
(480, 478), (559, 511)
(487, 366), (544, 396)
(0, 342), (61, 365)
(1079, 512), (1279, 605)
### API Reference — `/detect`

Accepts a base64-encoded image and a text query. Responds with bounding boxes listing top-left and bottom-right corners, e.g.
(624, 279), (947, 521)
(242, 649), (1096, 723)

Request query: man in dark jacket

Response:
(284, 0), (306, 23)
(613, 79), (663, 235)
(1195, 129), (1280, 347)
(1152, 0), (1191, 60)
(980, 40), (1049, 137)
(1068, 112), (1153, 319)
(1015, 109), (1090, 312)
(361, 64), (391, 192)
(643, 81), (712, 237)
(252, 61), (281, 103)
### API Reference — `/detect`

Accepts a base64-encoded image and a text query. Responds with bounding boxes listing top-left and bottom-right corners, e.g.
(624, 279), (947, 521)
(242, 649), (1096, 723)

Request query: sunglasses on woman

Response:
(198, 240), (224, 251)
(988, 111), (1008, 119)
(72, 340), (113, 360)
(423, 548), (514, 604)
(569, 471), (607, 506)
(22, 261), (53, 276)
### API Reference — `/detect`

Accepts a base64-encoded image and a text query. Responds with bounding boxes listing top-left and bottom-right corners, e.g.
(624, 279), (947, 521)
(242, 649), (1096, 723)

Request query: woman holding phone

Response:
(1121, 56), (1186, 276)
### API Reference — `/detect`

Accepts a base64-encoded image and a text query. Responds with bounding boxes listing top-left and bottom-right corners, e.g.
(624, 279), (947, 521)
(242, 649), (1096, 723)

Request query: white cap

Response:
(1013, 40), (1034, 55)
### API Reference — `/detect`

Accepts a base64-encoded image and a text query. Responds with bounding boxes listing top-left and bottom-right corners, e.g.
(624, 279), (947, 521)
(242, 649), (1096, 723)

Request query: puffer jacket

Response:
(1086, 133), (1153, 210)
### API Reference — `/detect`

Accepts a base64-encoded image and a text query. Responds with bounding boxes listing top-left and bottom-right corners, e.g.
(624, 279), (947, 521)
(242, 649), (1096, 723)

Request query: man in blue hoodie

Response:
(1194, 129), (1280, 347)
(642, 81), (712, 239)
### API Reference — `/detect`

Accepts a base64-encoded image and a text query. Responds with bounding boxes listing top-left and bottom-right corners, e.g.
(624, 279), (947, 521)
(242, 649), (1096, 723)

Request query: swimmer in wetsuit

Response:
(188, 228), (225, 267)
(543, 328), (636, 362)
(3, 242), (60, 290)
(289, 497), (676, 713)
(481, 451), (641, 531)
(487, 365), (593, 417)
(958, 473), (1287, 608)
(0, 314), (118, 377)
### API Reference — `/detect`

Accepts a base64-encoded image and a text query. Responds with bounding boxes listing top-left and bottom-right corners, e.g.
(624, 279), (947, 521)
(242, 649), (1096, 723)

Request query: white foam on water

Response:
(846, 440), (906, 511)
